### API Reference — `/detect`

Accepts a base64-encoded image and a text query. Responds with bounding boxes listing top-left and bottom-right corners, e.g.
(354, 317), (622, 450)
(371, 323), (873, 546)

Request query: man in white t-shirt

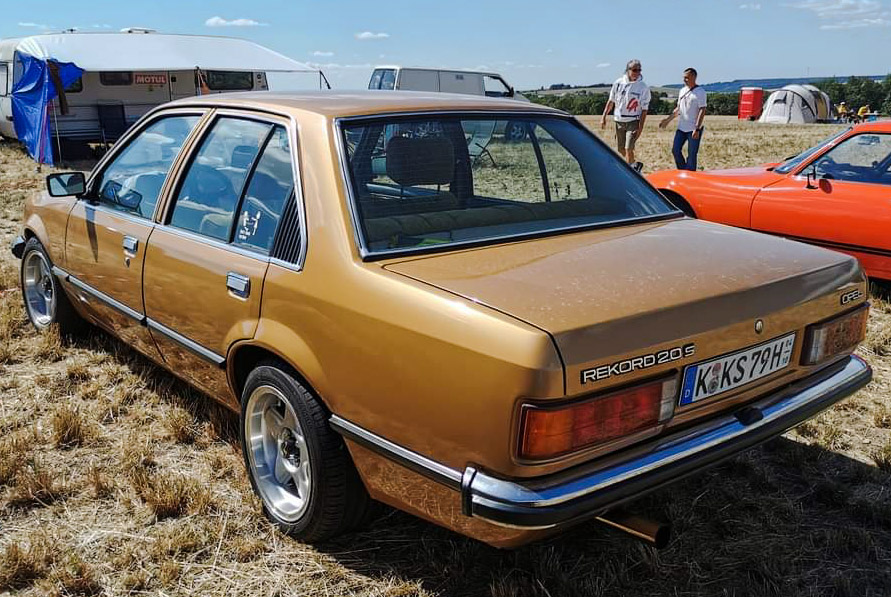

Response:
(600, 59), (651, 167)
(660, 67), (707, 171)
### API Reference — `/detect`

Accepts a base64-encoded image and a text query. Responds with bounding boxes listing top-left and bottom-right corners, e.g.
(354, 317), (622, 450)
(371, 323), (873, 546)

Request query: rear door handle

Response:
(122, 236), (138, 254)
(226, 272), (251, 298)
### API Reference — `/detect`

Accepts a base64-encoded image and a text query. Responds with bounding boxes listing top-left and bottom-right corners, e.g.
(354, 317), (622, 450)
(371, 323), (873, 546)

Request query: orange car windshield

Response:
(341, 115), (678, 256)
(774, 127), (851, 174)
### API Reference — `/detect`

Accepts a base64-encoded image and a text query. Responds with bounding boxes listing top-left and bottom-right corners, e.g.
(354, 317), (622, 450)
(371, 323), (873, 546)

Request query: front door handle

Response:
(122, 236), (138, 254)
(226, 272), (251, 299)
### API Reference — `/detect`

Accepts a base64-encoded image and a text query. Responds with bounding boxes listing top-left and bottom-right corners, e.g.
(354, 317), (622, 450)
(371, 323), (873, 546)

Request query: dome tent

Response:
(759, 84), (833, 124)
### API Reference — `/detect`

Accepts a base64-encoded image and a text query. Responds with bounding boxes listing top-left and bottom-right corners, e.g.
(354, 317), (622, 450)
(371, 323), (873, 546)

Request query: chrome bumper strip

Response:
(146, 318), (226, 368)
(331, 355), (871, 530)
(62, 269), (146, 324)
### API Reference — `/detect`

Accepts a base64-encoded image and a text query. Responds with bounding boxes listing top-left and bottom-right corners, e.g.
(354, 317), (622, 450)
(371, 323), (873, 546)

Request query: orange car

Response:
(648, 122), (891, 281)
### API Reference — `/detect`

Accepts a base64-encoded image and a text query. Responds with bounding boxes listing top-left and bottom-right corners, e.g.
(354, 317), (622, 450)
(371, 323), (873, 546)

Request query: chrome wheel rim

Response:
(245, 385), (311, 522)
(22, 250), (56, 329)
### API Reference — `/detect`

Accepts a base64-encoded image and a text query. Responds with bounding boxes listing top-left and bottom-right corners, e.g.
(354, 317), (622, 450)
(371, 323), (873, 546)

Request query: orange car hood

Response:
(649, 165), (784, 188)
(384, 218), (858, 379)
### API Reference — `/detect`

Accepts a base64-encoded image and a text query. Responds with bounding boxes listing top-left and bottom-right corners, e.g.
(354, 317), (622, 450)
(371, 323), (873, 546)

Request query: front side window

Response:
(813, 133), (891, 184)
(379, 69), (396, 90)
(368, 69), (385, 90)
(169, 117), (273, 242)
(484, 75), (512, 98)
(100, 72), (133, 86)
(343, 114), (676, 255)
(93, 115), (201, 218)
(774, 128), (849, 174)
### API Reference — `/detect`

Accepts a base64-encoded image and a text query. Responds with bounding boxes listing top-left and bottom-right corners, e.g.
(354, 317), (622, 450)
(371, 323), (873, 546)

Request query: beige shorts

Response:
(615, 120), (641, 151)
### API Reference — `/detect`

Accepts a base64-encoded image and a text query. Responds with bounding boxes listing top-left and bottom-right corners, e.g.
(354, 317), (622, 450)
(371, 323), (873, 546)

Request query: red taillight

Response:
(519, 377), (677, 460)
(801, 304), (869, 365)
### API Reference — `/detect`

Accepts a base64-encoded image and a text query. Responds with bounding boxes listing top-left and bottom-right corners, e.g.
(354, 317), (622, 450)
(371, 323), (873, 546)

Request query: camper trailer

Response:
(0, 29), (326, 162)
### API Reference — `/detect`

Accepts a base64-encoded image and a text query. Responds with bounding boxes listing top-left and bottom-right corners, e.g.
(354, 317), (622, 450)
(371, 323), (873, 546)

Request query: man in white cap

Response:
(601, 59), (651, 169)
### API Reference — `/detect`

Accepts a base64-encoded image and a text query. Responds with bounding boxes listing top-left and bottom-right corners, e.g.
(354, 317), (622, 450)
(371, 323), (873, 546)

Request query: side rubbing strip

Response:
(329, 415), (464, 490)
(66, 274), (145, 323)
(146, 319), (226, 368)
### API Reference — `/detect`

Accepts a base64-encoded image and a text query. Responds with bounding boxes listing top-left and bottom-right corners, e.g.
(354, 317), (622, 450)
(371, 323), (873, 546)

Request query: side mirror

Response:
(805, 166), (818, 189)
(508, 86), (515, 98)
(46, 172), (85, 197)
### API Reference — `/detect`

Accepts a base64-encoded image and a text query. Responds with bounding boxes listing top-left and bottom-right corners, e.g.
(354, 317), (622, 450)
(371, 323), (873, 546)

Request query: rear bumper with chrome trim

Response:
(332, 354), (871, 531)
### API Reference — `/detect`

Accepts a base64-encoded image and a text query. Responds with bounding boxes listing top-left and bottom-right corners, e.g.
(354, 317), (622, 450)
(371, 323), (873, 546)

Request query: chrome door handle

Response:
(226, 272), (251, 298)
(122, 236), (138, 253)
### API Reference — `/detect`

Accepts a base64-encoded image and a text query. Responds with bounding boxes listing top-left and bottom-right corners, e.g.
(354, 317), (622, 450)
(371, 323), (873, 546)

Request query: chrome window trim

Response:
(334, 110), (682, 261)
(152, 224), (271, 264)
(157, 105), (308, 271)
(55, 267), (145, 323)
(77, 199), (159, 228)
(84, 108), (210, 222)
(146, 318), (226, 367)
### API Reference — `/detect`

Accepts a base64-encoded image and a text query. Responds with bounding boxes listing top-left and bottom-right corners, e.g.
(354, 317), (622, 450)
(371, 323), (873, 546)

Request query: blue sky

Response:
(3, 0), (891, 90)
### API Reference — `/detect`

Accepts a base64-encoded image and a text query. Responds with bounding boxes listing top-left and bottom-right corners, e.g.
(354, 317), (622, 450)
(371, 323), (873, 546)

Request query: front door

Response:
(752, 131), (891, 279)
(144, 115), (295, 405)
(64, 112), (204, 358)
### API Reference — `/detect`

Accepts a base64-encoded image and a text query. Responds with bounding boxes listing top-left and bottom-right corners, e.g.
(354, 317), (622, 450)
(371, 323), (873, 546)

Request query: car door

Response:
(751, 131), (891, 279)
(64, 111), (204, 357)
(144, 112), (296, 404)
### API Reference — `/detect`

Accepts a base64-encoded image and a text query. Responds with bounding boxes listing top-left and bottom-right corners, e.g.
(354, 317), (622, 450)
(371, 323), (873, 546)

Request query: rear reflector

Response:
(801, 304), (869, 366)
(519, 376), (677, 460)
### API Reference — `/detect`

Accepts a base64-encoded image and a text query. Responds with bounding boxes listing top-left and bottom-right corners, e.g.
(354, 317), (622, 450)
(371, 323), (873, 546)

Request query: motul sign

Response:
(134, 74), (168, 85)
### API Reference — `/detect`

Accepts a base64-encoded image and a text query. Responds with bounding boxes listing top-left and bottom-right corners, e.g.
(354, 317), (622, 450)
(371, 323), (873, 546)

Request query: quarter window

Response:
(169, 117), (273, 242)
(93, 115), (201, 218)
(100, 72), (133, 86)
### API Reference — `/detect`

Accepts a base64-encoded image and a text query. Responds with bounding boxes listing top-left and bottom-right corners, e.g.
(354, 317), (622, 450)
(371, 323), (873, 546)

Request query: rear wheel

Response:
(240, 363), (370, 541)
(20, 237), (85, 334)
(504, 120), (527, 141)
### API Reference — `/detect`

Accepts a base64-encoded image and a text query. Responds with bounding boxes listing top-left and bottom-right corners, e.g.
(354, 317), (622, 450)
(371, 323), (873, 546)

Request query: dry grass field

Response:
(1, 116), (890, 596)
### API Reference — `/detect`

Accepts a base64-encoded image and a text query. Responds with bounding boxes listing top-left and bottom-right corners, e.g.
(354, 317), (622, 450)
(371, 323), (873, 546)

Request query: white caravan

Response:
(0, 29), (326, 149)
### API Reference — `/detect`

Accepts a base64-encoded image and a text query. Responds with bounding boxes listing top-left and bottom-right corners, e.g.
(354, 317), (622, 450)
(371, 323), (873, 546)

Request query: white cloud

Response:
(596, 62), (611, 68)
(312, 50), (334, 57)
(785, 0), (891, 28)
(19, 22), (51, 28)
(205, 16), (266, 27)
(545, 48), (554, 53)
(739, 3), (761, 9)
(355, 31), (390, 40)
(92, 24), (112, 29)
(308, 62), (373, 70)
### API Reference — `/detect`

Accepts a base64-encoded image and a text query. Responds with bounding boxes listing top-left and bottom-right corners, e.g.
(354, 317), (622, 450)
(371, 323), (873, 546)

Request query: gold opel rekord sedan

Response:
(13, 91), (872, 548)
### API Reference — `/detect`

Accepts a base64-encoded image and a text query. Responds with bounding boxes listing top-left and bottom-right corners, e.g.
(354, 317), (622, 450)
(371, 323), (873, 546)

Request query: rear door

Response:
(64, 111), (204, 357)
(144, 111), (296, 403)
(752, 131), (891, 279)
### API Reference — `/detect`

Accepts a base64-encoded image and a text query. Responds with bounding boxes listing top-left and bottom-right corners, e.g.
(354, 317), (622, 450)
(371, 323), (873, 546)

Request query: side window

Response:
(0, 63), (7, 96)
(65, 77), (83, 94)
(814, 133), (891, 184)
(93, 115), (201, 218)
(199, 71), (253, 91)
(368, 69), (384, 90)
(234, 126), (294, 253)
(100, 72), (132, 86)
(169, 117), (272, 242)
(535, 125), (588, 200)
(379, 69), (396, 90)
(469, 120), (546, 202)
(484, 75), (512, 98)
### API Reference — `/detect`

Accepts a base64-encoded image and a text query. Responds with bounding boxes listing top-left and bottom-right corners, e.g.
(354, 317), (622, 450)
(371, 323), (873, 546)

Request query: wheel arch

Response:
(659, 188), (696, 218)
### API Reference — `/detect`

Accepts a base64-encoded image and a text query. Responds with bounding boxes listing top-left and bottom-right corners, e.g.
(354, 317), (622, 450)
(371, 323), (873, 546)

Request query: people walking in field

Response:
(601, 59), (651, 169)
(660, 67), (707, 171)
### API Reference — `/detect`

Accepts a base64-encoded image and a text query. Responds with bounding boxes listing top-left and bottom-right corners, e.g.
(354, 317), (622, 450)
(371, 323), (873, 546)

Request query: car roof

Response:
(850, 120), (891, 133)
(165, 90), (561, 119)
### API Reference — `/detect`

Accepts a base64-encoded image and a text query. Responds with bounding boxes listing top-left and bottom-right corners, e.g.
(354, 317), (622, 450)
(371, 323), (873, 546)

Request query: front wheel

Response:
(20, 237), (85, 334)
(240, 363), (370, 541)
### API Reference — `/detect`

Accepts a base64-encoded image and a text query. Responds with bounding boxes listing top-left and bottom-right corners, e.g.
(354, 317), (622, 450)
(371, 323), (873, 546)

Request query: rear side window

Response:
(170, 117), (273, 242)
(234, 126), (294, 253)
(100, 72), (132, 86)
(93, 115), (201, 218)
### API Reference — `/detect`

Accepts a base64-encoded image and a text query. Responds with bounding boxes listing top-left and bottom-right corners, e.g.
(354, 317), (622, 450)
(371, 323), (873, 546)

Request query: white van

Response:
(0, 30), (324, 153)
(367, 66), (529, 139)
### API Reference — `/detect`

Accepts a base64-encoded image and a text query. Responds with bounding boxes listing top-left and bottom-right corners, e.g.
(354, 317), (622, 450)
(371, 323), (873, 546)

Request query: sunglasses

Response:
(630, 68), (642, 73)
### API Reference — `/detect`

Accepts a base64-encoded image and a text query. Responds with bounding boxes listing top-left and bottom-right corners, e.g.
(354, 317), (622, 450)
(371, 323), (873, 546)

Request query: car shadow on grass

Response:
(66, 331), (891, 597)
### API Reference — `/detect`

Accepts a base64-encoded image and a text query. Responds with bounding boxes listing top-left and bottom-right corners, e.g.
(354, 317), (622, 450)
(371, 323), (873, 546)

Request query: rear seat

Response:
(363, 198), (625, 244)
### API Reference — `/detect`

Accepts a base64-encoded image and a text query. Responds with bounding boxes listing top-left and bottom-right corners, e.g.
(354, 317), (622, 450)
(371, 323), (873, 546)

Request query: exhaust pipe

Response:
(596, 510), (671, 549)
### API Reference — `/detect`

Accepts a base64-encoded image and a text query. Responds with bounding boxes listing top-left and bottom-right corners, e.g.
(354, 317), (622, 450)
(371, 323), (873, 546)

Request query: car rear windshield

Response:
(341, 114), (677, 256)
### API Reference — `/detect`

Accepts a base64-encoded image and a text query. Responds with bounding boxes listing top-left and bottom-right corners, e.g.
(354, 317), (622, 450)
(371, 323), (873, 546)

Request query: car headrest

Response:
(386, 136), (455, 187)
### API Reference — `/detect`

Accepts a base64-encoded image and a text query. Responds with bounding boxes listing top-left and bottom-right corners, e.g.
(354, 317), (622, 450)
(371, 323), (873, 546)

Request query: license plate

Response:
(679, 333), (796, 406)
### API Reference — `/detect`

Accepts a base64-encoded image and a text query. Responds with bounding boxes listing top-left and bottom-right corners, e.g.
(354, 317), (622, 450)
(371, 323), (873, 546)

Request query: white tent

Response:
(4, 31), (319, 73)
(759, 84), (833, 124)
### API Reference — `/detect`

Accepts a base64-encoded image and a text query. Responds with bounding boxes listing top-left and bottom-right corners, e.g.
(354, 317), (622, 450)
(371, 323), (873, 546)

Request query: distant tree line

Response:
(528, 90), (741, 116)
(813, 75), (891, 114)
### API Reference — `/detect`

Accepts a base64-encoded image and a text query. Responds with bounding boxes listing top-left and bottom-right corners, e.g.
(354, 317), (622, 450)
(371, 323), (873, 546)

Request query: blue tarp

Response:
(11, 54), (83, 165)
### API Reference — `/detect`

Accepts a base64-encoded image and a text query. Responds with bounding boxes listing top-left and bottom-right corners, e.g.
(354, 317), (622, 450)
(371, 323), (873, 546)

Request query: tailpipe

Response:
(596, 510), (671, 549)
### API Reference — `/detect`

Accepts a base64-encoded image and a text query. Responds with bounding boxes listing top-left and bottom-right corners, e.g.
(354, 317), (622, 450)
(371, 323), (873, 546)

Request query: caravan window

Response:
(65, 77), (83, 94)
(0, 63), (7, 96)
(203, 71), (254, 91)
(100, 72), (133, 86)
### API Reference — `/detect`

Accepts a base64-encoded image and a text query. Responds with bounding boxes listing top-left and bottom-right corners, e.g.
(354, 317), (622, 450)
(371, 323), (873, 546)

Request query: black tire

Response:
(20, 237), (86, 335)
(239, 362), (370, 541)
(503, 120), (527, 141)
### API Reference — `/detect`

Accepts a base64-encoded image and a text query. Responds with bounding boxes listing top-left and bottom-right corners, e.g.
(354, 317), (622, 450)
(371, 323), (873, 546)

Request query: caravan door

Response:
(0, 61), (14, 138)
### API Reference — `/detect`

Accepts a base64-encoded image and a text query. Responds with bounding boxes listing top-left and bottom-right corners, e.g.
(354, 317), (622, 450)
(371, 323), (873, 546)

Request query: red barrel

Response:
(738, 87), (764, 120)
